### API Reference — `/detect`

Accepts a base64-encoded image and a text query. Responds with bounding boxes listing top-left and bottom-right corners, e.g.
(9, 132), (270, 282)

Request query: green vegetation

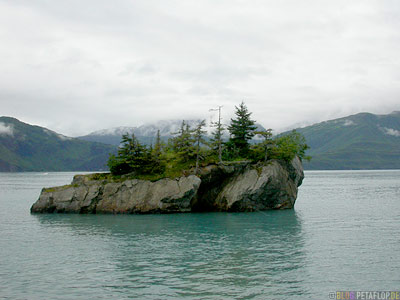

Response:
(0, 116), (116, 172)
(270, 130), (311, 162)
(108, 102), (310, 179)
(43, 184), (79, 192)
(108, 133), (165, 176)
(226, 101), (257, 158)
(292, 112), (400, 169)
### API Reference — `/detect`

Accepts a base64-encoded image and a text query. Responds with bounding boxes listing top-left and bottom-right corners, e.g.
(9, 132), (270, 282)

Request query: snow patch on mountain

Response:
(90, 126), (136, 136)
(84, 119), (267, 142)
(136, 120), (205, 136)
(87, 120), (216, 137)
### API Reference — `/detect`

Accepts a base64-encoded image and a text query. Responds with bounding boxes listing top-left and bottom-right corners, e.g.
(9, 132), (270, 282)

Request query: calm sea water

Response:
(0, 171), (400, 300)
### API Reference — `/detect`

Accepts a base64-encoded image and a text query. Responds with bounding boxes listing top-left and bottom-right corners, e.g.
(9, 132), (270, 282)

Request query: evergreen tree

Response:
(106, 103), (310, 179)
(210, 106), (224, 164)
(271, 130), (310, 162)
(254, 129), (273, 162)
(153, 129), (162, 159)
(193, 120), (207, 174)
(108, 133), (145, 175)
(171, 121), (186, 152)
(171, 121), (195, 162)
(108, 132), (165, 176)
(227, 101), (257, 157)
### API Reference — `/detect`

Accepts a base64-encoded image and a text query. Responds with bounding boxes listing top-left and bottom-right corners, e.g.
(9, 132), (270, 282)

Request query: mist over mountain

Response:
(0, 117), (116, 172)
(79, 120), (266, 146)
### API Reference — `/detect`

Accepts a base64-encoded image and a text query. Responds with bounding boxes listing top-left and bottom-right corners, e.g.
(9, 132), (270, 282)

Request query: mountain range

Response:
(79, 112), (400, 169)
(78, 120), (206, 146)
(78, 120), (266, 146)
(0, 117), (116, 172)
(298, 111), (400, 169)
(0, 111), (399, 171)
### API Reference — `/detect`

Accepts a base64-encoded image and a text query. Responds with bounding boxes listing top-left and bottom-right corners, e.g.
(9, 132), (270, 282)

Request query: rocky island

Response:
(31, 102), (308, 214)
(31, 157), (303, 213)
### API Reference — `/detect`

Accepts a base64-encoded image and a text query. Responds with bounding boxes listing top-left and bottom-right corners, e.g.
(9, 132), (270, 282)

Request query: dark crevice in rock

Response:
(192, 163), (248, 212)
(79, 185), (104, 214)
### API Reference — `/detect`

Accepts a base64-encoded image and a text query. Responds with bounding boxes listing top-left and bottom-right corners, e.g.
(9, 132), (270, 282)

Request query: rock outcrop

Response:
(31, 157), (304, 214)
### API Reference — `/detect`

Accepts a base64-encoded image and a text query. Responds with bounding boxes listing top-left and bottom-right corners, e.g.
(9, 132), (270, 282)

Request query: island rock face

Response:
(31, 157), (304, 214)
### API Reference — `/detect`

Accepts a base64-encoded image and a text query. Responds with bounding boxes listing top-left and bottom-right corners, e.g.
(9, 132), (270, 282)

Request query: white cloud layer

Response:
(0, 0), (399, 136)
(0, 122), (14, 136)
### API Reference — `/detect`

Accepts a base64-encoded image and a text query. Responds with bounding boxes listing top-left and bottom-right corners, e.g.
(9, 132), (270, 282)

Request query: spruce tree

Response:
(153, 129), (162, 160)
(193, 120), (207, 174)
(108, 132), (165, 176)
(108, 133), (146, 175)
(171, 121), (195, 162)
(227, 101), (257, 157)
(255, 129), (273, 162)
(172, 121), (186, 152)
(210, 106), (224, 164)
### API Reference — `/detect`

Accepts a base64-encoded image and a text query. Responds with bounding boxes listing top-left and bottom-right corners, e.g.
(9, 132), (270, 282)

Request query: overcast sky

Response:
(0, 0), (399, 136)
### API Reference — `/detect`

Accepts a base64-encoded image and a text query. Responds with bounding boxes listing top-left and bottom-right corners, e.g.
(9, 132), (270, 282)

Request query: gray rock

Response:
(31, 157), (304, 214)
(214, 158), (303, 211)
(31, 175), (201, 214)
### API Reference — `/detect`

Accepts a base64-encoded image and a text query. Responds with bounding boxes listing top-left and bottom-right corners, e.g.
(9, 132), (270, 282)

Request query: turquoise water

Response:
(0, 171), (400, 299)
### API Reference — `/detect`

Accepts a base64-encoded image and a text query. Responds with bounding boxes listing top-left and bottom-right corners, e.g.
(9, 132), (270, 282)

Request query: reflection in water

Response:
(33, 211), (307, 299)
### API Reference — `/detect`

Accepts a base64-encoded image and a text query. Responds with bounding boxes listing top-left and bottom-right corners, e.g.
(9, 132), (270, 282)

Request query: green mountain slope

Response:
(2, 112), (399, 171)
(295, 111), (400, 169)
(0, 117), (117, 172)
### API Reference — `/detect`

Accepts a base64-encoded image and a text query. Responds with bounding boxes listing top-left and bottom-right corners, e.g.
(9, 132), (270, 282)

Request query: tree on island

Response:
(209, 106), (224, 164)
(153, 129), (162, 157)
(227, 101), (257, 158)
(108, 133), (165, 176)
(171, 121), (196, 162)
(254, 128), (273, 162)
(193, 120), (207, 174)
(106, 102), (310, 179)
(271, 130), (310, 162)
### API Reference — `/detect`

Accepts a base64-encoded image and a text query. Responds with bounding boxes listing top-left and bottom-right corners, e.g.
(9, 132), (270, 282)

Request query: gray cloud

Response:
(0, 0), (399, 136)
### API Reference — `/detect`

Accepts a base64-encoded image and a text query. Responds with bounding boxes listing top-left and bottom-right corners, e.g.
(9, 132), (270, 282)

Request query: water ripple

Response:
(1, 171), (400, 299)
